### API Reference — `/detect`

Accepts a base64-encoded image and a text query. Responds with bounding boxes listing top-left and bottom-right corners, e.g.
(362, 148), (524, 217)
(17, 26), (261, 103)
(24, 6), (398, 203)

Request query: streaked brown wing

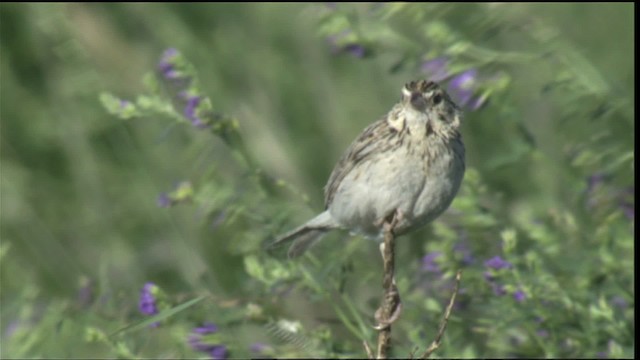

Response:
(323, 115), (401, 207)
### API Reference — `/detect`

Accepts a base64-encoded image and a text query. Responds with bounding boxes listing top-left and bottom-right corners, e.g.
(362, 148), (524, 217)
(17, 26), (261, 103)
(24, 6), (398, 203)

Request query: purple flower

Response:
(448, 69), (477, 108)
(139, 282), (160, 327)
(610, 296), (628, 309)
(482, 261), (511, 297)
(139, 283), (158, 316)
(210, 345), (228, 360)
(343, 43), (366, 58)
(77, 278), (95, 308)
(250, 342), (271, 354)
(184, 96), (200, 120)
(182, 95), (210, 129)
(484, 256), (512, 270)
(194, 322), (218, 334)
(326, 30), (366, 58)
(119, 99), (132, 109)
(620, 202), (634, 220)
(158, 48), (181, 79)
(157, 193), (172, 208)
(160, 48), (179, 64)
(586, 173), (606, 193)
(513, 289), (526, 302)
(188, 334), (215, 352)
(536, 329), (549, 338)
(421, 57), (450, 82)
(4, 321), (20, 339)
(421, 251), (442, 273)
(188, 322), (228, 359)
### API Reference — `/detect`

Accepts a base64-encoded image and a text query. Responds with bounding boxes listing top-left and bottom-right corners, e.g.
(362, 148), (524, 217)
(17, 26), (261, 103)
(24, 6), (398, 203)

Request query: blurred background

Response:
(0, 3), (634, 358)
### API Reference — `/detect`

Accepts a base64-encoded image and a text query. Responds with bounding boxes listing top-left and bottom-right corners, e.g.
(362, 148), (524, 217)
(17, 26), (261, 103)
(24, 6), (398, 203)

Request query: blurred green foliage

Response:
(0, 3), (633, 358)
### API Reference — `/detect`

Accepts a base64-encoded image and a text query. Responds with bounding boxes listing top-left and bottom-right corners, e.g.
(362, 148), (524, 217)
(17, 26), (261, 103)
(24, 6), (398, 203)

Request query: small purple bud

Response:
(77, 279), (94, 308)
(343, 43), (366, 58)
(188, 334), (217, 352)
(484, 256), (512, 270)
(157, 193), (172, 208)
(177, 90), (190, 100)
(536, 329), (549, 338)
(158, 61), (173, 76)
(450, 69), (477, 89)
(162, 48), (179, 59)
(210, 345), (228, 360)
(586, 173), (606, 192)
(188, 322), (227, 358)
(325, 30), (366, 58)
(139, 283), (158, 315)
(184, 96), (201, 121)
(158, 48), (181, 79)
(250, 342), (270, 354)
(139, 282), (160, 326)
(166, 69), (182, 79)
(421, 57), (450, 82)
(610, 296), (628, 309)
(421, 252), (442, 273)
(448, 69), (477, 107)
(4, 321), (20, 339)
(191, 117), (209, 129)
(193, 322), (218, 335)
(183, 96), (210, 129)
(513, 290), (526, 302)
(491, 282), (507, 296)
(620, 202), (634, 220)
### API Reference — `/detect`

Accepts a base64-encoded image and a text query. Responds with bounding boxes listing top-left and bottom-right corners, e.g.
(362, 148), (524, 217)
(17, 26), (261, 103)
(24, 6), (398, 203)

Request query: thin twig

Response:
(420, 270), (462, 359)
(409, 346), (419, 359)
(363, 340), (374, 359)
(374, 211), (402, 359)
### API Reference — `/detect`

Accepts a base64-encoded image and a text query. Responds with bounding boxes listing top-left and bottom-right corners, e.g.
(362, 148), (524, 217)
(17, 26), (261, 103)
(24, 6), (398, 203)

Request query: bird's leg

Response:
(374, 208), (405, 230)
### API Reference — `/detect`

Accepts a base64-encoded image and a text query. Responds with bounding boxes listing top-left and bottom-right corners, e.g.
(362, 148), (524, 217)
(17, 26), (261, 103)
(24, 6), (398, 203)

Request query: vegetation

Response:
(1, 3), (633, 358)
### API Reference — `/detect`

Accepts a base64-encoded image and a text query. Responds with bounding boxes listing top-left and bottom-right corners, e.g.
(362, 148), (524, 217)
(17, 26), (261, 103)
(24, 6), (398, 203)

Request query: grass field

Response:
(0, 3), (634, 358)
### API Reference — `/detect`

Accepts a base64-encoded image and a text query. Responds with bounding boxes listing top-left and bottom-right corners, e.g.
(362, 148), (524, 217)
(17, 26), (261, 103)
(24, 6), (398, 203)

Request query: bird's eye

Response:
(432, 94), (443, 105)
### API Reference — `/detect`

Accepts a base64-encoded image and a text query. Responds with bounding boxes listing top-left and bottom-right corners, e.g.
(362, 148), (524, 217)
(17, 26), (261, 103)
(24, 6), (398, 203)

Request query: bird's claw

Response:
(373, 300), (403, 330)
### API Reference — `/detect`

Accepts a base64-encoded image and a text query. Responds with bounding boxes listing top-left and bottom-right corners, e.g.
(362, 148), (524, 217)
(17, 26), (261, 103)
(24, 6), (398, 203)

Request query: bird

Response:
(271, 79), (465, 258)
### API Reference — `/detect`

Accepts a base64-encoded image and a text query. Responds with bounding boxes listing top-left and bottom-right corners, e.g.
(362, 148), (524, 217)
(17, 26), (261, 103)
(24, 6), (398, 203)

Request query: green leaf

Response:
(109, 296), (206, 337)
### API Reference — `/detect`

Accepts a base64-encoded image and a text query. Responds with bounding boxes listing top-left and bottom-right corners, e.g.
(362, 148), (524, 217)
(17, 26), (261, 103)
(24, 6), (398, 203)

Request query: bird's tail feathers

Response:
(268, 211), (336, 258)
